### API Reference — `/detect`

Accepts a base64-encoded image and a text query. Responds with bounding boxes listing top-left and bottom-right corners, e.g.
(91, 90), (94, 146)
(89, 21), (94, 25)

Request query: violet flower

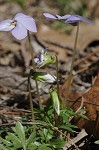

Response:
(43, 13), (93, 25)
(34, 48), (56, 68)
(0, 13), (37, 40)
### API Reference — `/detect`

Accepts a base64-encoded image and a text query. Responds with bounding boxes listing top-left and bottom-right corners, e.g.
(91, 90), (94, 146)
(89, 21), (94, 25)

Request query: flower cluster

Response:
(0, 12), (93, 85)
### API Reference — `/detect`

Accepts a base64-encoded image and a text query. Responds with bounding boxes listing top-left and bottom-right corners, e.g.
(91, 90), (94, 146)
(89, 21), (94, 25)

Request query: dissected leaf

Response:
(0, 144), (8, 150)
(0, 136), (11, 147)
(6, 132), (22, 149)
(38, 144), (51, 150)
(59, 125), (74, 132)
(27, 143), (37, 150)
(50, 139), (65, 148)
(15, 121), (26, 149)
(26, 131), (36, 146)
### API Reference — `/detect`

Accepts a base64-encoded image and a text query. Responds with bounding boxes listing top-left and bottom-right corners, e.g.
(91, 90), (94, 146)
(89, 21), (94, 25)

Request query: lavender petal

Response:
(56, 14), (71, 20)
(0, 20), (14, 31)
(76, 15), (93, 24)
(13, 13), (37, 32)
(43, 13), (57, 20)
(65, 15), (81, 24)
(11, 23), (27, 40)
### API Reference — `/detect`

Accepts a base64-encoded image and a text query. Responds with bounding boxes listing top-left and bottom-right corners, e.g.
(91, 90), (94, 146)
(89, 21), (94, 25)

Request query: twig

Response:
(63, 129), (88, 150)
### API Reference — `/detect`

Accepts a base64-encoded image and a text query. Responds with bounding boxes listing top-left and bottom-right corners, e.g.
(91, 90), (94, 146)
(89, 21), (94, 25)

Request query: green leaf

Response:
(79, 114), (89, 120)
(15, 121), (26, 149)
(77, 109), (87, 114)
(43, 128), (53, 142)
(27, 143), (37, 150)
(35, 120), (52, 127)
(27, 131), (36, 146)
(61, 113), (69, 123)
(50, 139), (65, 148)
(0, 136), (11, 147)
(59, 125), (74, 132)
(38, 130), (45, 141)
(6, 132), (22, 149)
(95, 140), (99, 144)
(0, 144), (8, 150)
(38, 144), (51, 150)
(69, 124), (78, 129)
(65, 108), (76, 116)
(34, 141), (40, 147)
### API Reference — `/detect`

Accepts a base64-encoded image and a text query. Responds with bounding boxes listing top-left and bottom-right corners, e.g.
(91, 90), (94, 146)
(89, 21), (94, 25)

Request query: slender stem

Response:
(27, 31), (36, 69)
(55, 55), (59, 94)
(64, 23), (79, 107)
(28, 32), (42, 109)
(28, 72), (34, 122)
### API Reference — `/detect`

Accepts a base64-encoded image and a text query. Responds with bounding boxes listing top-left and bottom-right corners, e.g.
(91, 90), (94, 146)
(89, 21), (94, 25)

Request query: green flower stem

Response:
(55, 55), (59, 94)
(28, 72), (34, 122)
(64, 23), (79, 107)
(28, 32), (42, 109)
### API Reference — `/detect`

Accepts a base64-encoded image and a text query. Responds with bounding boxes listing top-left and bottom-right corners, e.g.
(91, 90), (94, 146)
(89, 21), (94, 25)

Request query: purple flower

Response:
(43, 13), (93, 24)
(34, 48), (56, 68)
(0, 13), (37, 40)
(34, 48), (48, 65)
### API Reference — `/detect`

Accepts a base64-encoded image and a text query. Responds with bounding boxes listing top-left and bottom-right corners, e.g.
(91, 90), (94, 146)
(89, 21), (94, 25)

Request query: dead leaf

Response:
(66, 74), (99, 138)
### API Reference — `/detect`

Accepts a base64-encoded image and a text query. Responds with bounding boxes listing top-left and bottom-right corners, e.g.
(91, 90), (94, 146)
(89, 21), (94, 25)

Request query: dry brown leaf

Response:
(66, 74), (99, 138)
